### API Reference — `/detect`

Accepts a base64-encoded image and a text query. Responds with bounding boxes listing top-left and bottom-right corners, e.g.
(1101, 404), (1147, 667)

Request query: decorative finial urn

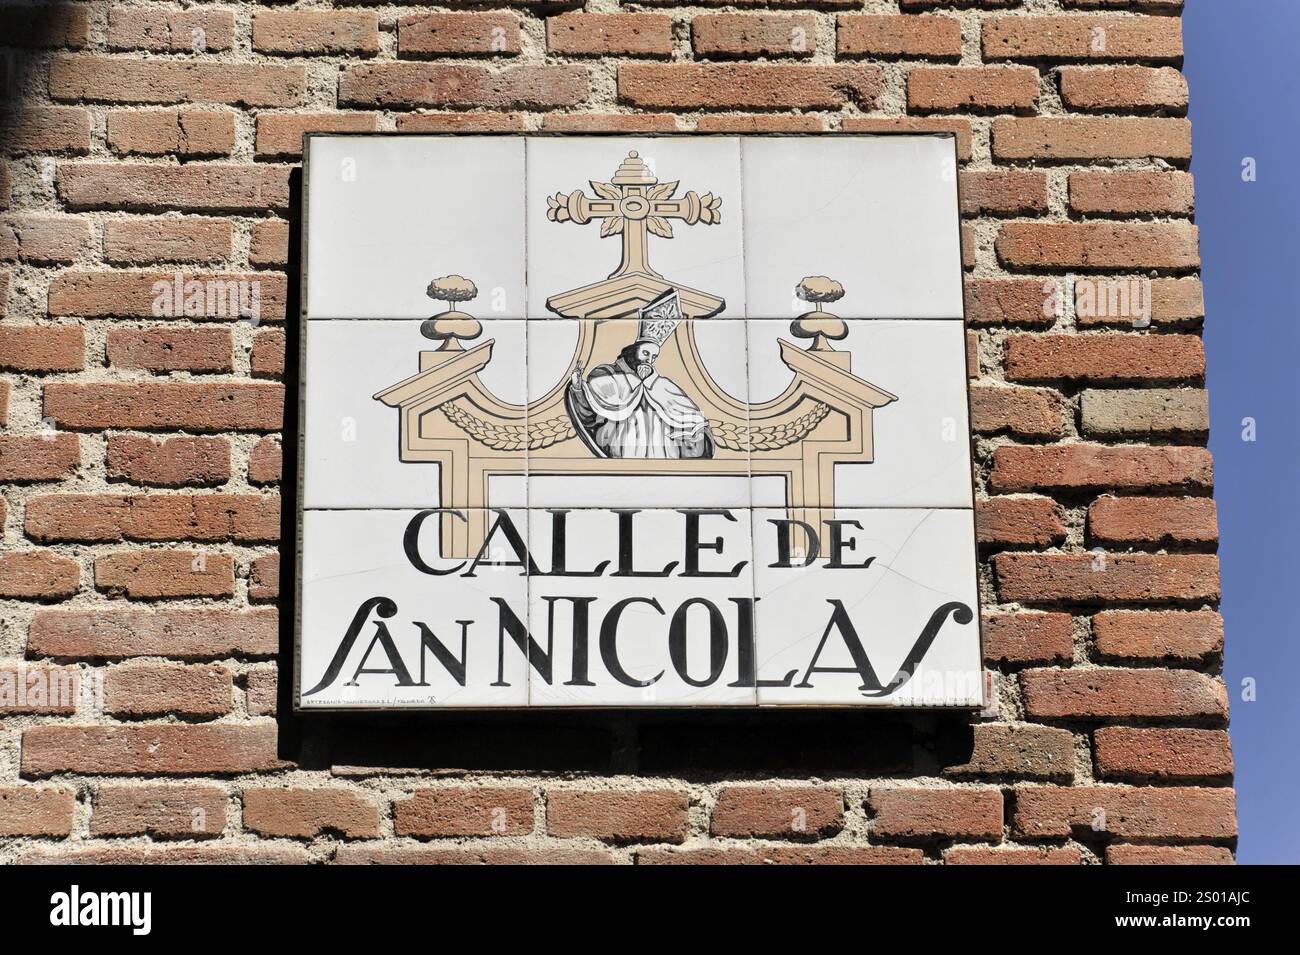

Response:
(421, 274), (482, 350)
(791, 276), (849, 352)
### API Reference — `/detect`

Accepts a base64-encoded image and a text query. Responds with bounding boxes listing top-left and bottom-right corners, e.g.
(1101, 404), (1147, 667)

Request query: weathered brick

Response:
(1088, 495), (1217, 546)
(842, 116), (973, 160)
(0, 550), (75, 603)
(248, 437), (283, 486)
(108, 7), (235, 52)
(1106, 844), (1234, 865)
(243, 788), (380, 839)
(45, 382), (284, 431)
(945, 845), (1082, 865)
(542, 113), (680, 133)
(256, 112), (380, 159)
(983, 612), (1075, 666)
(0, 434), (80, 482)
(1081, 388), (1209, 436)
(57, 165), (291, 212)
(28, 607), (278, 660)
(993, 117), (1191, 161)
(340, 64), (588, 109)
(1021, 667), (1227, 719)
(254, 10), (380, 55)
(1095, 727), (1233, 782)
(0, 106), (92, 153)
(249, 553), (280, 601)
(401, 12), (522, 56)
(92, 784), (229, 838)
(965, 277), (1054, 328)
(246, 666), (278, 716)
(997, 221), (1199, 270)
(837, 15), (962, 59)
(395, 111), (526, 132)
(106, 327), (234, 373)
(977, 495), (1067, 546)
(1060, 66), (1188, 110)
(249, 219), (289, 267)
(908, 66), (1039, 113)
(970, 384), (1062, 438)
(960, 170), (1049, 216)
(1092, 610), (1223, 661)
(335, 845), (616, 865)
(1006, 334), (1205, 382)
(95, 550), (236, 599)
(18, 843), (309, 865)
(21, 723), (288, 776)
(982, 16), (1183, 62)
(106, 109), (236, 157)
(394, 787), (534, 837)
(692, 14), (818, 58)
(0, 4), (89, 47)
(696, 114), (824, 132)
(107, 435), (231, 488)
(711, 786), (843, 838)
(1069, 170), (1195, 215)
(103, 217), (234, 264)
(0, 324), (85, 371)
(995, 553), (1220, 604)
(638, 846), (923, 865)
(945, 723), (1076, 780)
(51, 55), (305, 107)
(547, 789), (688, 843)
(869, 788), (1003, 841)
(0, 665), (79, 713)
(1076, 276), (1204, 328)
(619, 64), (882, 110)
(105, 663), (233, 717)
(1014, 785), (1235, 840)
(1, 215), (90, 264)
(990, 444), (1213, 493)
(0, 787), (76, 836)
(27, 493), (279, 544)
(251, 329), (285, 379)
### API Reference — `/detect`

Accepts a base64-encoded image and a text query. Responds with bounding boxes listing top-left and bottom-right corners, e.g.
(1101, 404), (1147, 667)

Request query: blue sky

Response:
(1183, 0), (1300, 864)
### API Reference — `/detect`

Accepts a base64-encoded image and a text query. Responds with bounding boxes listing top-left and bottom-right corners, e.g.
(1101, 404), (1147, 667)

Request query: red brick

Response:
(991, 444), (1213, 493)
(340, 64), (588, 109)
(0, 5), (89, 47)
(1, 214), (90, 264)
(696, 114), (825, 132)
(993, 117), (1191, 162)
(1069, 170), (1194, 215)
(1014, 785), (1235, 840)
(401, 12), (522, 56)
(945, 846), (1081, 865)
(869, 788), (1003, 841)
(28, 607), (278, 660)
(1060, 66), (1187, 110)
(246, 666), (278, 716)
(1106, 844), (1234, 865)
(92, 784), (229, 838)
(249, 219), (289, 267)
(960, 170), (1049, 216)
(547, 13), (672, 57)
(1021, 667), (1227, 720)
(103, 217), (234, 264)
(982, 16), (1183, 62)
(51, 55), (305, 108)
(837, 15), (962, 59)
(547, 789), (688, 843)
(944, 723), (1076, 780)
(997, 221), (1199, 270)
(908, 66), (1039, 113)
(57, 165), (292, 213)
(45, 382), (284, 431)
(995, 553), (1220, 604)
(842, 117), (973, 161)
(248, 437), (282, 486)
(619, 64), (882, 110)
(106, 109), (236, 157)
(542, 113), (680, 133)
(21, 723), (288, 776)
(1095, 727), (1233, 782)
(1088, 495), (1217, 546)
(251, 329), (286, 379)
(982, 612), (1075, 666)
(254, 10), (380, 56)
(105, 662), (232, 717)
(106, 327), (234, 373)
(107, 435), (231, 488)
(27, 492), (278, 544)
(0, 787), (76, 836)
(249, 553), (280, 601)
(108, 7), (235, 52)
(394, 787), (535, 837)
(0, 434), (81, 482)
(692, 14), (818, 58)
(638, 846), (924, 865)
(970, 384), (1062, 439)
(0, 106), (92, 153)
(965, 278), (1055, 328)
(243, 788), (380, 839)
(0, 324), (85, 371)
(18, 843), (309, 864)
(1078, 276), (1205, 329)
(335, 845), (616, 865)
(395, 112), (526, 133)
(1093, 610), (1223, 661)
(0, 665), (79, 713)
(256, 112), (380, 159)
(711, 786), (844, 838)
(0, 163), (9, 208)
(1005, 334), (1205, 382)
(977, 495), (1067, 546)
(95, 550), (236, 599)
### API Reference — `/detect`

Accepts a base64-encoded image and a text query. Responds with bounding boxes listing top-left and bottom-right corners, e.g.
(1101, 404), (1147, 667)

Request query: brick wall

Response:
(0, 0), (1234, 865)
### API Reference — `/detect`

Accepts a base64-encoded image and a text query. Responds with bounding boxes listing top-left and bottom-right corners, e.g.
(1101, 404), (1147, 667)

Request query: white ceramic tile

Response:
(305, 135), (527, 319)
(526, 137), (746, 318)
(750, 508), (981, 707)
(746, 318), (973, 509)
(741, 136), (962, 319)
(526, 318), (751, 508)
(299, 508), (531, 708)
(526, 508), (756, 706)
(305, 319), (528, 508)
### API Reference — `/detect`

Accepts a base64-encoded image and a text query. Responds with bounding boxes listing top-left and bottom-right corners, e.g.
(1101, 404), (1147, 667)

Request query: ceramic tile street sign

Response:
(297, 133), (981, 710)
